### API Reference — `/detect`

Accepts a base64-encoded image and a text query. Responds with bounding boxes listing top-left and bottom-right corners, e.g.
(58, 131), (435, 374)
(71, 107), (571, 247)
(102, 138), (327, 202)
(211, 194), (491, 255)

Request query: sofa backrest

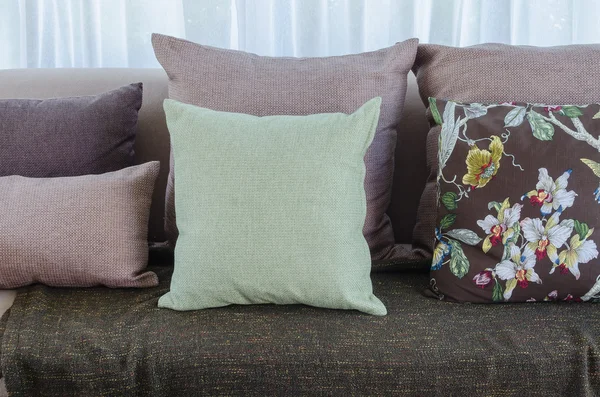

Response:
(0, 68), (429, 244)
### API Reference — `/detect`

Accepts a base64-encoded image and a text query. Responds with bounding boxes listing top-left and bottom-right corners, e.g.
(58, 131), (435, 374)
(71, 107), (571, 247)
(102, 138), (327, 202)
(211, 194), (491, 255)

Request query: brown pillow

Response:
(412, 43), (600, 257)
(427, 98), (600, 303)
(152, 33), (419, 266)
(0, 162), (160, 288)
(0, 83), (142, 178)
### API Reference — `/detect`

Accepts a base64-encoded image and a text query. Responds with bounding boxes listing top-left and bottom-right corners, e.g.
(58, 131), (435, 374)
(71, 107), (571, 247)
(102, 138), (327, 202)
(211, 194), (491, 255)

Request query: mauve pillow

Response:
(411, 43), (600, 258)
(152, 33), (419, 267)
(0, 162), (160, 288)
(0, 83), (142, 178)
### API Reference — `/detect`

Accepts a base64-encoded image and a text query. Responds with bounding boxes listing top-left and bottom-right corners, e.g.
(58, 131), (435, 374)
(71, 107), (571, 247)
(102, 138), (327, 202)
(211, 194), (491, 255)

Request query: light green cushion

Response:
(158, 98), (387, 316)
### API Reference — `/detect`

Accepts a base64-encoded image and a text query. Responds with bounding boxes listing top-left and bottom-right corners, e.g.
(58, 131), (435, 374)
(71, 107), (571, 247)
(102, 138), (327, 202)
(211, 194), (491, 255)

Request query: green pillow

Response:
(159, 98), (387, 316)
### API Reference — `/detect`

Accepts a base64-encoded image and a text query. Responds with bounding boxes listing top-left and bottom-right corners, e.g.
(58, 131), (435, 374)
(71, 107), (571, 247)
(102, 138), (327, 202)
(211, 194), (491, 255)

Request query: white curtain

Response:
(1, 0), (600, 69)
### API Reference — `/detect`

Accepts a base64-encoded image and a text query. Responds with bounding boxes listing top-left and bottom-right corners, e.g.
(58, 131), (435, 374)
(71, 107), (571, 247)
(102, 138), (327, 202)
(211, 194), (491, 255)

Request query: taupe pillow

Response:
(152, 33), (419, 265)
(412, 43), (600, 257)
(0, 162), (160, 288)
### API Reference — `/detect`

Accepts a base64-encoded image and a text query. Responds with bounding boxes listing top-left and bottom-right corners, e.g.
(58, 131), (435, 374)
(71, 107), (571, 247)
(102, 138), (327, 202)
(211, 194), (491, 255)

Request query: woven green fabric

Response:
(159, 98), (386, 316)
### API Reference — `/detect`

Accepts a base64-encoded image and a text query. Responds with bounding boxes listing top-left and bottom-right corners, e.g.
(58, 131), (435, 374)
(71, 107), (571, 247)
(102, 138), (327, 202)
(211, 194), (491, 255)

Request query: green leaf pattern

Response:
(439, 214), (457, 230)
(527, 110), (555, 141)
(464, 103), (488, 119)
(438, 101), (462, 171)
(441, 192), (458, 210)
(504, 106), (526, 128)
(445, 229), (482, 246)
(492, 281), (504, 302)
(574, 220), (590, 241)
(429, 97), (443, 125)
(560, 106), (584, 118)
(448, 240), (469, 279)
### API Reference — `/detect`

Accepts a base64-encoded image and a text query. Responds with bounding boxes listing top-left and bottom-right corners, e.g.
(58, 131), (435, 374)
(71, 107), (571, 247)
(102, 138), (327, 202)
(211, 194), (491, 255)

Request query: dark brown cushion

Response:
(426, 99), (600, 303)
(411, 43), (600, 257)
(0, 83), (142, 178)
(152, 33), (419, 267)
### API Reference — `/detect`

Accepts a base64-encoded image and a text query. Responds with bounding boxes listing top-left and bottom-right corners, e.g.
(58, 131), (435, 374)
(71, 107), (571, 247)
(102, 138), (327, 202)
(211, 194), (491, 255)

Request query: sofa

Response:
(0, 67), (599, 396)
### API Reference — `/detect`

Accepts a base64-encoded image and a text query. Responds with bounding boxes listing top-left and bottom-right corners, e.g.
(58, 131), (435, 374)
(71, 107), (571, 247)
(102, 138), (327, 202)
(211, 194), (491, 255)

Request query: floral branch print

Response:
(522, 168), (577, 216)
(541, 110), (600, 151)
(431, 99), (600, 303)
(476, 198), (522, 253)
(494, 245), (541, 300)
(471, 168), (599, 301)
(581, 158), (600, 203)
(434, 100), (525, 209)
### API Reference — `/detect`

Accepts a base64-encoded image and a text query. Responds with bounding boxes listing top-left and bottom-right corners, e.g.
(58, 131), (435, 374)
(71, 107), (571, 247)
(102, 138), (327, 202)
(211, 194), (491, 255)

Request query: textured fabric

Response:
(0, 310), (7, 380)
(0, 69), (171, 242)
(0, 83), (142, 178)
(413, 43), (600, 105)
(2, 265), (600, 396)
(160, 98), (386, 315)
(412, 43), (600, 257)
(152, 33), (419, 265)
(0, 293), (11, 393)
(0, 68), (432, 251)
(426, 99), (600, 303)
(0, 290), (15, 379)
(0, 162), (160, 288)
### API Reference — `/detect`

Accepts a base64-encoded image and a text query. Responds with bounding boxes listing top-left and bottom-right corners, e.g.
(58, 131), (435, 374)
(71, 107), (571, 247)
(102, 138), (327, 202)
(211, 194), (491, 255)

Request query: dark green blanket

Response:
(2, 263), (600, 396)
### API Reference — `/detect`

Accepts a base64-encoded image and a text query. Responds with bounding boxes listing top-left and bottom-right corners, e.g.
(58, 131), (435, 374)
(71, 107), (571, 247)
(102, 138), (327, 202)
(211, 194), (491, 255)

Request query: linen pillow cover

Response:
(152, 33), (419, 265)
(411, 43), (600, 257)
(158, 98), (387, 315)
(0, 162), (160, 288)
(0, 84), (143, 178)
(427, 98), (600, 303)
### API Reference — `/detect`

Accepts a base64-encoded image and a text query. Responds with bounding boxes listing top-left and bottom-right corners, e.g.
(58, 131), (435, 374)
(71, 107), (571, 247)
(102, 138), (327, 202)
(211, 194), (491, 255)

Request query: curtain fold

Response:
(1, 0), (599, 69)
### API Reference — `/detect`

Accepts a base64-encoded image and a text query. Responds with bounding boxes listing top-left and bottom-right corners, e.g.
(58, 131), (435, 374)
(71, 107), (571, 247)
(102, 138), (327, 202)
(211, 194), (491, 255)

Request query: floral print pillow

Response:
(428, 99), (600, 303)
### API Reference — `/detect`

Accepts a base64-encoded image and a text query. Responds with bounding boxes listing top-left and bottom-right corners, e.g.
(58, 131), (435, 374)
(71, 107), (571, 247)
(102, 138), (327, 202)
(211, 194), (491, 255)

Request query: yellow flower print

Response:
(462, 136), (503, 189)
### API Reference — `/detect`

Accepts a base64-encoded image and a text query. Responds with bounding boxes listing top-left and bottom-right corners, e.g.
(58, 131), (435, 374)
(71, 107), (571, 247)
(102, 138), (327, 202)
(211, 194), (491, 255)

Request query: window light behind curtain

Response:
(1, 0), (600, 69)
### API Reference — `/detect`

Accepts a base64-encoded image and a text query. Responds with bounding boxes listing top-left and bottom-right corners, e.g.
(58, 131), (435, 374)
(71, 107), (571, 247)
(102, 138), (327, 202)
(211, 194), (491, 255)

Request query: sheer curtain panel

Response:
(2, 0), (600, 68)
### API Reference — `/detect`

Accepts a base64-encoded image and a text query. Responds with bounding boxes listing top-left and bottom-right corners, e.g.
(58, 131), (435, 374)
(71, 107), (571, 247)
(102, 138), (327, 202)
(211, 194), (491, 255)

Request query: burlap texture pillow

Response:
(0, 162), (160, 288)
(152, 33), (418, 265)
(158, 98), (386, 315)
(412, 43), (600, 257)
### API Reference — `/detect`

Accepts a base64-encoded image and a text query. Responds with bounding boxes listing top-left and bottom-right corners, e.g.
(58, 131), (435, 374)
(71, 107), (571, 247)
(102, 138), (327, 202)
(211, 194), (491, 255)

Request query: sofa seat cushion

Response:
(2, 265), (600, 396)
